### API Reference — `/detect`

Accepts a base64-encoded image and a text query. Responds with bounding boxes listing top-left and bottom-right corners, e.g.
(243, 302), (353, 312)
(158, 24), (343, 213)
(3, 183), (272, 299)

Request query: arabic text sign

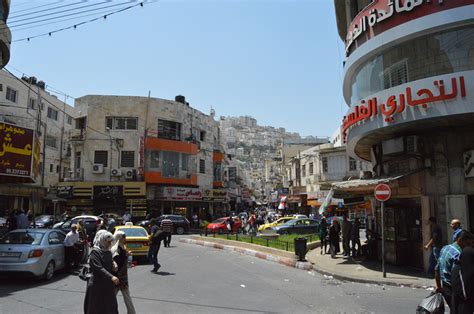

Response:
(0, 123), (34, 179)
(345, 0), (468, 56)
(158, 187), (203, 201)
(342, 74), (467, 141)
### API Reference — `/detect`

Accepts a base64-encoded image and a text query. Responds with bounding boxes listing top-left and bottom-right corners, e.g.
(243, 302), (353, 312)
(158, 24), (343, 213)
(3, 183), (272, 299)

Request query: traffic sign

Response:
(374, 183), (391, 202)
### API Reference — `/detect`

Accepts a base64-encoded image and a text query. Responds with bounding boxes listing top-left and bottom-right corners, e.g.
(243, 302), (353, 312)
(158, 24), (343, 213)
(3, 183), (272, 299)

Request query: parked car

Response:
(258, 216), (301, 232)
(98, 213), (123, 226)
(113, 224), (150, 259)
(0, 229), (66, 280)
(138, 215), (191, 235)
(30, 215), (57, 229)
(206, 217), (242, 233)
(54, 215), (102, 237)
(272, 218), (319, 235)
(0, 217), (6, 226)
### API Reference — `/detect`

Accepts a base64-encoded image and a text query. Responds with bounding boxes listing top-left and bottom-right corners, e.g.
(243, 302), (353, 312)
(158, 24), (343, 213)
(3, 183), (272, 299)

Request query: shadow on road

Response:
(153, 271), (175, 276)
(0, 272), (72, 298)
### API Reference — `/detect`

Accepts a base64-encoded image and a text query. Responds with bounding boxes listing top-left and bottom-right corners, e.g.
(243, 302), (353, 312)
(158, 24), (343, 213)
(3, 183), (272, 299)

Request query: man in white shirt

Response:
(122, 212), (132, 223)
(64, 224), (80, 272)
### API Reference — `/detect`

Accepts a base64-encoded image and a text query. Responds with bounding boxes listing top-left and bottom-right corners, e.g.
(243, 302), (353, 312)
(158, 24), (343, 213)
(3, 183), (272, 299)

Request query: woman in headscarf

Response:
(328, 218), (341, 259)
(111, 231), (136, 314)
(84, 230), (119, 314)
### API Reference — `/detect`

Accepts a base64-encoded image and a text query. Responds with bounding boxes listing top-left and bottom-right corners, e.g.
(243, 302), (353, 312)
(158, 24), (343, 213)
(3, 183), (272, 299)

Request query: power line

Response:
(9, 2), (87, 20)
(9, 1), (62, 16)
(12, 1), (152, 43)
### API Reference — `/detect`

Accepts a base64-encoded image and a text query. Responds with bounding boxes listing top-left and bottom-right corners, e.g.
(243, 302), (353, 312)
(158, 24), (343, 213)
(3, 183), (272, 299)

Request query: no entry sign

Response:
(374, 183), (391, 202)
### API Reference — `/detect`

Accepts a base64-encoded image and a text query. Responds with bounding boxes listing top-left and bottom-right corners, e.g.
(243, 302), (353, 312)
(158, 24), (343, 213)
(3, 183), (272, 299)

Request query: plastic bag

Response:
(416, 292), (445, 314)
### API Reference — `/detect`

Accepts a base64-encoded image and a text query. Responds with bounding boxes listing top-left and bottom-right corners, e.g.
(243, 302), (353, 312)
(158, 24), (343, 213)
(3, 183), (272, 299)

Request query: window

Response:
(94, 150), (108, 167)
(56, 165), (60, 173)
(349, 157), (357, 171)
(6, 87), (17, 103)
(105, 117), (138, 130)
(302, 165), (306, 178)
(121, 151), (135, 168)
(309, 162), (314, 175)
(199, 159), (205, 174)
(28, 98), (36, 109)
(158, 119), (181, 141)
(150, 151), (160, 168)
(181, 154), (189, 171)
(214, 163), (222, 181)
(75, 152), (81, 169)
(47, 107), (58, 121)
(322, 157), (328, 173)
(66, 115), (73, 125)
(200, 131), (206, 142)
(45, 135), (58, 148)
(162, 151), (180, 177)
(50, 164), (53, 173)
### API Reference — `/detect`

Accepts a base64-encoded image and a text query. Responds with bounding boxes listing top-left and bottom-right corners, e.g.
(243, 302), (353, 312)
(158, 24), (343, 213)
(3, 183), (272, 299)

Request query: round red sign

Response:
(374, 183), (391, 202)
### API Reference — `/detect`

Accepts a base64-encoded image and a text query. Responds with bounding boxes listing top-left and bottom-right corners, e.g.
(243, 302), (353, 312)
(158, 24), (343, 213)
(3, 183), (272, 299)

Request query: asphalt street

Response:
(0, 237), (431, 314)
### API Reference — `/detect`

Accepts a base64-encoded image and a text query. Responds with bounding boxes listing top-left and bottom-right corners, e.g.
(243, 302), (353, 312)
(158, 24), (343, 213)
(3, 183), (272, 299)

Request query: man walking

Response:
(435, 230), (474, 309)
(341, 215), (352, 257)
(64, 224), (80, 273)
(450, 219), (462, 242)
(425, 217), (443, 276)
(16, 210), (29, 229)
(148, 219), (164, 273)
(160, 216), (173, 247)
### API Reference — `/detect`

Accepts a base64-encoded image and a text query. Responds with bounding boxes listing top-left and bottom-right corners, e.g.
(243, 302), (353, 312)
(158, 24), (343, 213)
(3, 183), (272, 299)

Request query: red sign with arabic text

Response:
(0, 122), (35, 180)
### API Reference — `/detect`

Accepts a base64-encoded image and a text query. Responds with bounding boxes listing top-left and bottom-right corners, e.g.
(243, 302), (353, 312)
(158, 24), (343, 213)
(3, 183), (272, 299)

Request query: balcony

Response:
(68, 129), (85, 143)
(64, 168), (83, 182)
(145, 137), (198, 155)
(144, 172), (198, 186)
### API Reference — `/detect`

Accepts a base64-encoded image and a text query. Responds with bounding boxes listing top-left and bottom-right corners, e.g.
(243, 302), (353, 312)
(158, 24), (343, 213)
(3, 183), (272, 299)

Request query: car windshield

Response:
(213, 219), (226, 224)
(0, 231), (44, 245)
(282, 219), (298, 226)
(35, 215), (51, 222)
(121, 228), (148, 237)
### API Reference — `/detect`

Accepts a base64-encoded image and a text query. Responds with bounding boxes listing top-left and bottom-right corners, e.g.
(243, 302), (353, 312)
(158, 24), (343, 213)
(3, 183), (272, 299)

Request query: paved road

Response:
(0, 238), (430, 314)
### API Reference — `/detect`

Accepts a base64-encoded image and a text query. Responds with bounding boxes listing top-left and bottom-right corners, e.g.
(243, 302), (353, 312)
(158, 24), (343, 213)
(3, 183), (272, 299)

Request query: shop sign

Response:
(345, 0), (465, 56)
(93, 185), (123, 200)
(228, 167), (237, 182)
(343, 74), (468, 142)
(307, 190), (329, 200)
(204, 189), (228, 201)
(158, 186), (203, 201)
(138, 136), (144, 176)
(57, 186), (73, 198)
(0, 122), (36, 180)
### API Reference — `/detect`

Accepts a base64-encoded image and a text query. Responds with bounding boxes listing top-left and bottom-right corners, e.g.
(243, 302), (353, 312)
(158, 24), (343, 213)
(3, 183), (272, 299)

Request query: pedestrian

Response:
(6, 210), (17, 231)
(319, 218), (329, 255)
(192, 213), (199, 229)
(351, 218), (361, 258)
(329, 218), (341, 258)
(148, 219), (162, 273)
(451, 219), (462, 242)
(249, 212), (256, 234)
(341, 215), (352, 257)
(26, 210), (33, 224)
(451, 244), (474, 314)
(16, 210), (29, 229)
(122, 212), (132, 224)
(64, 224), (81, 273)
(425, 217), (443, 276)
(435, 230), (474, 309)
(111, 231), (136, 314)
(84, 230), (119, 314)
(160, 216), (173, 247)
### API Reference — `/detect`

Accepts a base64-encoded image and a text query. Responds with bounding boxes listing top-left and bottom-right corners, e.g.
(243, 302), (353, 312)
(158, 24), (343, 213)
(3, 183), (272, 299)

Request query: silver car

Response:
(0, 229), (66, 280)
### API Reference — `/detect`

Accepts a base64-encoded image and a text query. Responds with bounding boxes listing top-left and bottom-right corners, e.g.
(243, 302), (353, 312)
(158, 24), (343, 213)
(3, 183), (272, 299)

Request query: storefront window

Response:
(350, 26), (474, 104)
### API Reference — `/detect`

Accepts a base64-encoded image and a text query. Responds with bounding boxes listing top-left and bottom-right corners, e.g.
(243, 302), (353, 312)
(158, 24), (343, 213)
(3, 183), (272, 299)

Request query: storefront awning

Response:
(331, 170), (424, 191)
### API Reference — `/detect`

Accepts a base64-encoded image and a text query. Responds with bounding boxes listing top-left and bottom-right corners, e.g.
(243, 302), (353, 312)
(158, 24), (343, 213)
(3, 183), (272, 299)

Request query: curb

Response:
(179, 238), (313, 271)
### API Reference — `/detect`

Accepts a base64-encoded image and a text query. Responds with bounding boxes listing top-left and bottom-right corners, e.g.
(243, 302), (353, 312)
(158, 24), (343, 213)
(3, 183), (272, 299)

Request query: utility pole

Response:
(58, 95), (66, 182)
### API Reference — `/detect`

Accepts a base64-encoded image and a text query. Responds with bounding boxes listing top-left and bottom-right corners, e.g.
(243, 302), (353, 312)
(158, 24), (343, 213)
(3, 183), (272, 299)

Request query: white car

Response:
(293, 214), (308, 219)
(0, 229), (66, 280)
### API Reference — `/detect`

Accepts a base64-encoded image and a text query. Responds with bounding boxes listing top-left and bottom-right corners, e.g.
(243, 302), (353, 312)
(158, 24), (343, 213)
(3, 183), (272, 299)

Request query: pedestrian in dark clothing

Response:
(7, 210), (17, 231)
(451, 240), (474, 313)
(319, 218), (329, 254)
(112, 231), (136, 314)
(160, 217), (173, 247)
(435, 230), (473, 309)
(341, 215), (352, 257)
(84, 230), (119, 314)
(329, 219), (340, 258)
(426, 217), (443, 276)
(351, 218), (361, 258)
(148, 219), (163, 273)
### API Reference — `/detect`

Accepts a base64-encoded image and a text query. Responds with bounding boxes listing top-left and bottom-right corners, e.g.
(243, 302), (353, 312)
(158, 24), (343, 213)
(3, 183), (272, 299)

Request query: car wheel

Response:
(43, 261), (55, 281)
(176, 227), (185, 235)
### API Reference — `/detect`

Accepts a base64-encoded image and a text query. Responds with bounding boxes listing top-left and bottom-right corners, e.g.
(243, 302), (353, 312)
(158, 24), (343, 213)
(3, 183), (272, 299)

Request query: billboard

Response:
(0, 122), (38, 182)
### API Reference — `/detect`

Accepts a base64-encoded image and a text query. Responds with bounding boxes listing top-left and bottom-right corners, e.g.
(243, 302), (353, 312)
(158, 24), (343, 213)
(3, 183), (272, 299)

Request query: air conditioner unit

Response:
(125, 169), (136, 179)
(92, 164), (104, 174)
(405, 135), (419, 153)
(111, 168), (122, 177)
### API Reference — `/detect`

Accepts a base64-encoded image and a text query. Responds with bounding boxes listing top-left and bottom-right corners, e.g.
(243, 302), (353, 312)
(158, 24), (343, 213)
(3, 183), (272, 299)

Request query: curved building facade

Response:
(335, 0), (474, 270)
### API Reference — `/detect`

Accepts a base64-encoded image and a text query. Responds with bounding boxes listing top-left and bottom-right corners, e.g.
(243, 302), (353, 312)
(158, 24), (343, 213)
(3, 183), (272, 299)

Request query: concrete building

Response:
(334, 0), (474, 271)
(0, 70), (77, 216)
(57, 95), (226, 219)
(0, 0), (10, 69)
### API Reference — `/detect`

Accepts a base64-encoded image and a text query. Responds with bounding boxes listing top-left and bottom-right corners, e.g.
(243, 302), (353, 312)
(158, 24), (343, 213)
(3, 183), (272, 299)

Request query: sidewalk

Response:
(307, 248), (434, 288)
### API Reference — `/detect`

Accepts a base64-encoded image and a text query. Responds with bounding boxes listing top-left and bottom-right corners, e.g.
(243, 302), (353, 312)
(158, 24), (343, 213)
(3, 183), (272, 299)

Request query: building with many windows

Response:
(0, 70), (77, 216)
(334, 0), (474, 271)
(57, 95), (226, 220)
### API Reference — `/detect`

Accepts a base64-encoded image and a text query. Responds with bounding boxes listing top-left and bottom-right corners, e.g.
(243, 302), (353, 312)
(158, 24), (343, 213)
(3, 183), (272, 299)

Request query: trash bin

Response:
(294, 237), (307, 261)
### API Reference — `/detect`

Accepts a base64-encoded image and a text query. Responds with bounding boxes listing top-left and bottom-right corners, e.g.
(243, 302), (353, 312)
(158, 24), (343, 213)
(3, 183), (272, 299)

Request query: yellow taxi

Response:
(258, 216), (298, 232)
(114, 223), (150, 258)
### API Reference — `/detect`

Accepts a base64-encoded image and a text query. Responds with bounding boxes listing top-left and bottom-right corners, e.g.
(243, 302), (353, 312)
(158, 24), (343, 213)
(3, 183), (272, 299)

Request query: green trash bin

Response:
(294, 237), (307, 261)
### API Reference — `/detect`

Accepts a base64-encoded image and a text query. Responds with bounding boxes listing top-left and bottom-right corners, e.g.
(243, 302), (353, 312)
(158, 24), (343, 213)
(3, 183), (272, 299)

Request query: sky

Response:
(8, 0), (347, 137)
